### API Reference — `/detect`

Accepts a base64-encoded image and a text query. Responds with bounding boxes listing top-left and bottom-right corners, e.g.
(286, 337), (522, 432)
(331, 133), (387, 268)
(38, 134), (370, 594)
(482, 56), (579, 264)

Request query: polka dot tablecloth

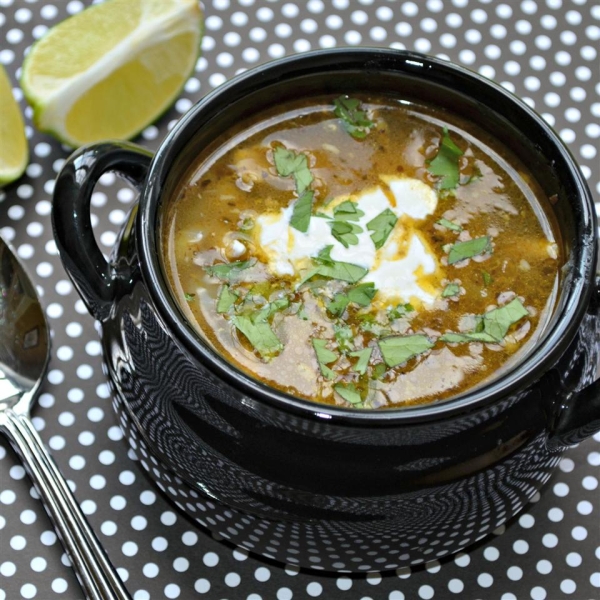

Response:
(1, 0), (599, 599)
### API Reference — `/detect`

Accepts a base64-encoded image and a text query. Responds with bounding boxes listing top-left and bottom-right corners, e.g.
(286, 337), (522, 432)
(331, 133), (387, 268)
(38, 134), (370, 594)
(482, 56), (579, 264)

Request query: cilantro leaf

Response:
(333, 96), (374, 139)
(333, 200), (364, 221)
(315, 245), (334, 264)
(334, 324), (353, 352)
(428, 127), (464, 190)
(437, 218), (463, 232)
(252, 296), (290, 322)
(329, 219), (363, 248)
(481, 298), (529, 341)
(347, 282), (377, 306)
(333, 383), (363, 406)
(290, 190), (313, 233)
(231, 314), (283, 358)
(184, 293), (195, 302)
(273, 146), (313, 194)
(378, 334), (434, 368)
(448, 236), (491, 265)
(349, 347), (372, 375)
(441, 298), (529, 344)
(367, 208), (398, 250)
(327, 294), (350, 317)
(216, 285), (238, 313)
(482, 270), (493, 286)
(442, 283), (460, 298)
(372, 362), (387, 380)
(316, 261), (368, 283)
(301, 249), (368, 285)
(440, 331), (498, 343)
(205, 259), (256, 280)
(388, 303), (414, 320)
(312, 338), (337, 380)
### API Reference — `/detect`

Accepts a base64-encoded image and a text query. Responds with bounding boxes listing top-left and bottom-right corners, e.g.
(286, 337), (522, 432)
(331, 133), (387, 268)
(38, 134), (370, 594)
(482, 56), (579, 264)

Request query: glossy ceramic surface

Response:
(52, 49), (600, 571)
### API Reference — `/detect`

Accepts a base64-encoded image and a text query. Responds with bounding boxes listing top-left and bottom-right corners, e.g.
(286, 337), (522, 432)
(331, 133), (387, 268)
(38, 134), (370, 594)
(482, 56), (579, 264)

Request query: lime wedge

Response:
(0, 64), (28, 186)
(21, 0), (203, 147)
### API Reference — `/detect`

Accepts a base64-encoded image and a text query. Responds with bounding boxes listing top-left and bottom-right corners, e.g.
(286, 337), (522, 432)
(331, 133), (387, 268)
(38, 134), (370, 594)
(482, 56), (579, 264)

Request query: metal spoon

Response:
(0, 236), (131, 600)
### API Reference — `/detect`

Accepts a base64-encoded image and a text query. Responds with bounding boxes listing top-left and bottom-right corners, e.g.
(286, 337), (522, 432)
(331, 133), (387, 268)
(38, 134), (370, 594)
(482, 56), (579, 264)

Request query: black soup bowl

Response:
(52, 49), (600, 572)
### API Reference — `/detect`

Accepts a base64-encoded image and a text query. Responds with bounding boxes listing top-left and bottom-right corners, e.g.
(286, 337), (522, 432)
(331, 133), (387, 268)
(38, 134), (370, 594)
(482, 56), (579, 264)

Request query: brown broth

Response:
(162, 95), (562, 409)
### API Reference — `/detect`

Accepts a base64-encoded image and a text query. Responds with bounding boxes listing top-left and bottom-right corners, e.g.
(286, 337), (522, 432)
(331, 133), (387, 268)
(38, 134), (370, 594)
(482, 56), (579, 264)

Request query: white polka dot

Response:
(140, 491), (156, 505)
(254, 566), (270, 582)
(101, 521), (117, 536)
(131, 515), (147, 530)
(0, 562), (16, 577)
(152, 537), (168, 552)
(203, 551), (219, 567)
(69, 455), (85, 470)
(307, 582), (322, 597)
(537, 559), (553, 574)
(418, 584), (434, 599)
(560, 579), (577, 594)
(10, 535), (26, 550)
(477, 573), (493, 588)
(30, 557), (46, 573)
(90, 474), (106, 489)
(194, 579), (210, 594)
(531, 587), (547, 600)
(277, 589), (293, 600)
(401, 2), (418, 16)
(507, 566), (523, 580)
(583, 475), (598, 490)
(448, 578), (464, 593)
(20, 584), (36, 599)
(224, 572), (241, 587)
(143, 563), (159, 578)
(566, 552), (582, 567)
(336, 576), (352, 591)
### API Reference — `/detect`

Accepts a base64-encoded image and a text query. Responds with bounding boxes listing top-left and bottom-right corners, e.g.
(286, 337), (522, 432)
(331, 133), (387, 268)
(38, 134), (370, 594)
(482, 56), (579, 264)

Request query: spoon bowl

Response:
(0, 236), (131, 600)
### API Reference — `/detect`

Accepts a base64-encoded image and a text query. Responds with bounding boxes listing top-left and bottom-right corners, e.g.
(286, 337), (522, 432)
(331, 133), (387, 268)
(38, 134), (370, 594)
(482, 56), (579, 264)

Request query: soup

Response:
(162, 94), (562, 409)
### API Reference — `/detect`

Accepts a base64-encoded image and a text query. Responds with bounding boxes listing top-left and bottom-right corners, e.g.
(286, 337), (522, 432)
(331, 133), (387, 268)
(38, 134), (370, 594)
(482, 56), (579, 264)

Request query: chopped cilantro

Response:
(372, 362), (387, 380)
(231, 314), (283, 358)
(328, 282), (377, 316)
(252, 296), (290, 322)
(312, 338), (337, 380)
(333, 200), (364, 221)
(388, 303), (414, 320)
(333, 383), (363, 406)
(437, 218), (463, 232)
(349, 347), (372, 375)
(290, 190), (314, 233)
(441, 298), (529, 344)
(205, 259), (256, 280)
(216, 286), (238, 313)
(378, 334), (434, 368)
(428, 127), (464, 190)
(329, 219), (363, 247)
(482, 270), (493, 286)
(273, 146), (313, 195)
(333, 96), (374, 139)
(442, 283), (460, 298)
(367, 208), (398, 250)
(480, 298), (529, 341)
(334, 324), (354, 352)
(447, 236), (491, 265)
(184, 293), (195, 302)
(440, 331), (497, 343)
(300, 246), (368, 285)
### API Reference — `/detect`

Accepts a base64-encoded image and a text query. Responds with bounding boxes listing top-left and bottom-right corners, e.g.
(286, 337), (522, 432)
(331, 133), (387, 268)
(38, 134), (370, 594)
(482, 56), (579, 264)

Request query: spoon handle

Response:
(3, 409), (131, 600)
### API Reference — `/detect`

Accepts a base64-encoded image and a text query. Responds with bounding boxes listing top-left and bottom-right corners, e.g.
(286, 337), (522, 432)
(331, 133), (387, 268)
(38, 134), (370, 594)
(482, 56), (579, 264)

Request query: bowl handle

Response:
(548, 270), (600, 448)
(52, 142), (153, 321)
